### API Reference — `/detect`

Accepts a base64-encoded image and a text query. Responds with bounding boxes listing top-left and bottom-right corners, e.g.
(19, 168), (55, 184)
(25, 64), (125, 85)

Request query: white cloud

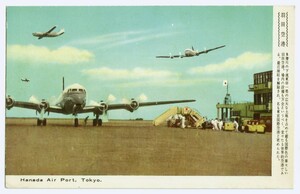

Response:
(81, 67), (179, 80)
(71, 31), (143, 46)
(7, 44), (94, 65)
(188, 52), (272, 75)
(71, 30), (180, 49)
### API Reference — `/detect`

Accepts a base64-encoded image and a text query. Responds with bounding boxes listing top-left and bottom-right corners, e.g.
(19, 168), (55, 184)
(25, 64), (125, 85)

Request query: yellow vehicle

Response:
(223, 122), (235, 131)
(244, 120), (266, 133)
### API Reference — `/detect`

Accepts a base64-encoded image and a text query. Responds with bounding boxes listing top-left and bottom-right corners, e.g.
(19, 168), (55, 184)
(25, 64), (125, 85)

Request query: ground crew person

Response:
(84, 116), (89, 126)
(234, 119), (239, 132)
(211, 118), (218, 130)
(218, 119), (223, 131)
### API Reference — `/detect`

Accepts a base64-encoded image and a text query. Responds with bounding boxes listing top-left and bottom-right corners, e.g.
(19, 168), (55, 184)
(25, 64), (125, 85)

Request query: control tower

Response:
(216, 80), (233, 120)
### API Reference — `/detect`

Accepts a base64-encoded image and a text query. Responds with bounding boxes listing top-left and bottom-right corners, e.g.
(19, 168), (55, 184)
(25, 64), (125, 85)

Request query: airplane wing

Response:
(6, 101), (41, 111)
(46, 26), (57, 34)
(156, 56), (172, 58)
(7, 96), (195, 116)
(156, 55), (184, 59)
(82, 99), (195, 114)
(6, 97), (64, 114)
(106, 99), (195, 112)
(196, 45), (226, 56)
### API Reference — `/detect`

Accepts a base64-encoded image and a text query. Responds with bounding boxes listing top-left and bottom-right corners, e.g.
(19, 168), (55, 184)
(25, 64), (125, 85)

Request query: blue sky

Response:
(6, 6), (273, 120)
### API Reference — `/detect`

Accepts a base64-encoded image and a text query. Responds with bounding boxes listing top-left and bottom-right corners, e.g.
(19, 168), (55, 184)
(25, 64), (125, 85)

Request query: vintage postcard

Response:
(2, 3), (295, 189)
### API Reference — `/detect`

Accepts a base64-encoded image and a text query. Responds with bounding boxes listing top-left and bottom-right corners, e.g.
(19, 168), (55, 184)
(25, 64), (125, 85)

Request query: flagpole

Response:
(227, 82), (228, 94)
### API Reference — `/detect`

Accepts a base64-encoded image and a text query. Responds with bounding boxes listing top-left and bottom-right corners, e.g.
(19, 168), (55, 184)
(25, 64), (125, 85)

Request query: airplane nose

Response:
(73, 95), (85, 105)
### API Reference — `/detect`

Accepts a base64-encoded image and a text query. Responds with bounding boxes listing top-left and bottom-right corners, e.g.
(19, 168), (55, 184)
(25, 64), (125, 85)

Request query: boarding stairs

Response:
(153, 106), (205, 128)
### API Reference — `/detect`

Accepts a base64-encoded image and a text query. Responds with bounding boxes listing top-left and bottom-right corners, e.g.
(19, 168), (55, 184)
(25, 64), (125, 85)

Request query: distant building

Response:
(216, 70), (272, 127)
(248, 70), (272, 120)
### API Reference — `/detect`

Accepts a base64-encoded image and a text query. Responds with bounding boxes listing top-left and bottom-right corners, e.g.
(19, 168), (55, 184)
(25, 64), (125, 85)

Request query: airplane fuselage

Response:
(56, 83), (86, 115)
(184, 49), (197, 57)
(32, 30), (64, 39)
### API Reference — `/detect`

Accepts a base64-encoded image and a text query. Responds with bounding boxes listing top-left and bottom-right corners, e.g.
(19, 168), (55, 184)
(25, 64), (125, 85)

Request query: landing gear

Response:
(92, 114), (103, 127)
(93, 119), (102, 126)
(37, 119), (47, 126)
(74, 118), (79, 127)
(98, 119), (102, 126)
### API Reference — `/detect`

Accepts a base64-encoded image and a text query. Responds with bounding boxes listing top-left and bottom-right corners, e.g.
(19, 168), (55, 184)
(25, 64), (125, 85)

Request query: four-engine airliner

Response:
(32, 26), (65, 39)
(156, 45), (225, 59)
(6, 82), (195, 127)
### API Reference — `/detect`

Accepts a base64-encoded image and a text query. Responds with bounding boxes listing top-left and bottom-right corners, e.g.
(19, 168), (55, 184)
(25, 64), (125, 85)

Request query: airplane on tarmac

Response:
(156, 45), (225, 59)
(21, 78), (30, 82)
(6, 79), (196, 127)
(32, 26), (65, 39)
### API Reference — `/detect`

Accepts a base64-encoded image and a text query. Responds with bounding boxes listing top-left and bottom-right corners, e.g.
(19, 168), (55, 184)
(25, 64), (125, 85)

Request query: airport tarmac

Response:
(5, 118), (271, 176)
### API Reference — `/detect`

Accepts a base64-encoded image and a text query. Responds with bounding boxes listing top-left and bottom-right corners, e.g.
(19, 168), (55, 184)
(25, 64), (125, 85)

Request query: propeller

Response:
(29, 95), (50, 116)
(121, 93), (148, 117)
(6, 95), (15, 109)
(102, 94), (116, 122)
(29, 95), (40, 104)
(121, 93), (148, 104)
(107, 94), (116, 103)
(179, 52), (183, 58)
(137, 93), (148, 102)
(90, 94), (117, 122)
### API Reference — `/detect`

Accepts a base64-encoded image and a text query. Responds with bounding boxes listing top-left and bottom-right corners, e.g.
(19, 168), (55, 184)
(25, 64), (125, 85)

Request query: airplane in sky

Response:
(6, 81), (196, 127)
(32, 26), (65, 39)
(156, 45), (225, 59)
(21, 78), (30, 82)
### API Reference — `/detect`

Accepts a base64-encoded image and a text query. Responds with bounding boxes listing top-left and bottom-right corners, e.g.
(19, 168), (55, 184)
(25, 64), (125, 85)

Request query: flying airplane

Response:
(21, 78), (30, 82)
(156, 45), (225, 59)
(32, 26), (65, 39)
(6, 81), (196, 127)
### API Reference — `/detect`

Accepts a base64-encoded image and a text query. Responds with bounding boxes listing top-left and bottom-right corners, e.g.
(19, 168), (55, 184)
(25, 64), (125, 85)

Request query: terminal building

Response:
(216, 70), (272, 131)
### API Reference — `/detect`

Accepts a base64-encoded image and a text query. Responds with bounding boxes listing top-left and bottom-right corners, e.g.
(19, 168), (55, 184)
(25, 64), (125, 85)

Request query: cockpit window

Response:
(66, 88), (86, 93)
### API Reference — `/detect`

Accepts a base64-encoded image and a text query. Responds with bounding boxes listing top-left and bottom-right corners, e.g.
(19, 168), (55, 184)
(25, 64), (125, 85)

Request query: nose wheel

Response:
(37, 119), (47, 126)
(74, 118), (79, 127)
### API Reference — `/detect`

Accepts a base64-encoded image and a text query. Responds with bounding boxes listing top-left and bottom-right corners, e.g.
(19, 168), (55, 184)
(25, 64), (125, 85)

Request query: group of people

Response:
(211, 118), (224, 131)
(210, 118), (239, 132)
(166, 114), (186, 129)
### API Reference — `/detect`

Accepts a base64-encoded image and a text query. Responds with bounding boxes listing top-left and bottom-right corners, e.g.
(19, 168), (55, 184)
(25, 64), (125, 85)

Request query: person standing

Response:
(84, 116), (89, 126)
(233, 119), (239, 132)
(218, 119), (223, 131)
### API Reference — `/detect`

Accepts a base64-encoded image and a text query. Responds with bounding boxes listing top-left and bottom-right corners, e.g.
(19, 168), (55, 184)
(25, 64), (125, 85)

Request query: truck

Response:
(239, 119), (266, 133)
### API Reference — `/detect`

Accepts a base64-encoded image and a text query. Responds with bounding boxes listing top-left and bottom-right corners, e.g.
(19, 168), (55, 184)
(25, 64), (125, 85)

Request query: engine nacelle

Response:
(99, 101), (108, 112)
(38, 99), (49, 112)
(126, 98), (139, 112)
(6, 96), (15, 109)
